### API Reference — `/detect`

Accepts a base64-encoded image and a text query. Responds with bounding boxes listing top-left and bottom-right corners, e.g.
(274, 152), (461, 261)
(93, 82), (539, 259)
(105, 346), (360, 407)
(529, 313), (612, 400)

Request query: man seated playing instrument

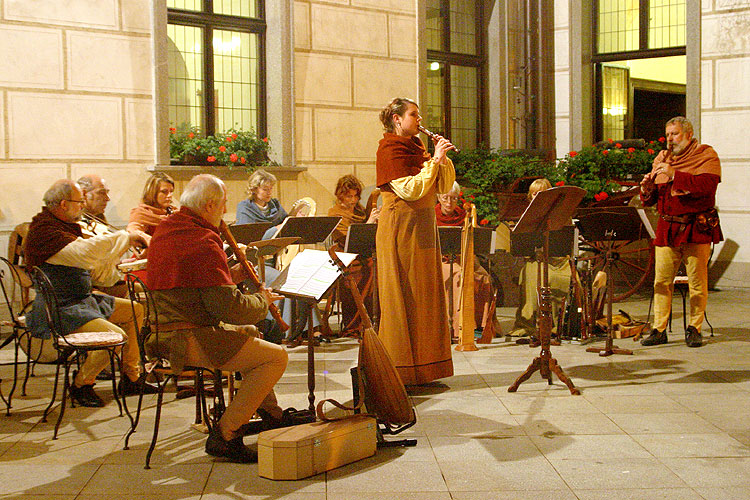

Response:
(25, 179), (157, 408)
(147, 174), (289, 463)
(77, 173), (111, 229)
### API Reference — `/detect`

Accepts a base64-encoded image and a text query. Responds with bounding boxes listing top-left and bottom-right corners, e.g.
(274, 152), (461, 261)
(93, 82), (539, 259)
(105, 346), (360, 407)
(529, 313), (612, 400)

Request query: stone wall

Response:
(0, 0), (155, 251)
(700, 0), (750, 287)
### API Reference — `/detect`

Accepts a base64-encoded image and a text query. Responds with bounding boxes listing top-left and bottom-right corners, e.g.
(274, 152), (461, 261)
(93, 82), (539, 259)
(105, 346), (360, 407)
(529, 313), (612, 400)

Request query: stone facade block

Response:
(5, 0), (118, 29)
(8, 92), (123, 159)
(352, 0), (413, 14)
(714, 161), (748, 211)
(0, 165), (66, 231)
(555, 0), (569, 28)
(716, 57), (750, 107)
(295, 107), (314, 161)
(701, 110), (750, 157)
(122, 0), (152, 33)
(354, 165), (377, 189)
(314, 109), (382, 161)
(0, 94), (4, 159)
(702, 13), (750, 57)
(296, 53), (351, 105)
(306, 163), (357, 206)
(717, 0), (750, 9)
(125, 99), (155, 160)
(353, 59), (417, 108)
(71, 164), (153, 225)
(0, 25), (64, 89)
(389, 15), (417, 60)
(555, 72), (570, 115)
(294, 1), (311, 49)
(555, 30), (569, 69)
(555, 117), (570, 157)
(702, 0), (712, 13)
(68, 32), (152, 94)
(702, 60), (713, 108)
(311, 5), (388, 56)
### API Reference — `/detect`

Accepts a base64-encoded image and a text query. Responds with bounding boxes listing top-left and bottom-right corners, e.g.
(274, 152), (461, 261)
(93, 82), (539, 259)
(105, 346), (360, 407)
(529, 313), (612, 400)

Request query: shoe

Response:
(205, 427), (258, 463)
(641, 329), (668, 346)
(685, 326), (702, 348)
(118, 374), (160, 396)
(69, 376), (105, 408)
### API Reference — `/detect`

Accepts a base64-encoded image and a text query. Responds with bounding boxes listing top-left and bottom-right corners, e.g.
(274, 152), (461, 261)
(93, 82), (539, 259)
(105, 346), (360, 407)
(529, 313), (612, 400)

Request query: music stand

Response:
(245, 237), (300, 283)
(273, 216), (341, 244)
(575, 207), (650, 357)
(438, 227), (463, 340)
(228, 222), (273, 245)
(343, 223), (378, 331)
(507, 186), (585, 395)
(271, 249), (357, 412)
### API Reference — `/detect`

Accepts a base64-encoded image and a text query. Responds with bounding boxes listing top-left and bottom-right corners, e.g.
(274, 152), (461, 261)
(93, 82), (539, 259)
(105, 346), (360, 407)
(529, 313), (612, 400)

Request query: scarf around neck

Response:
(652, 138), (721, 185)
(376, 133), (432, 187)
(435, 204), (466, 226)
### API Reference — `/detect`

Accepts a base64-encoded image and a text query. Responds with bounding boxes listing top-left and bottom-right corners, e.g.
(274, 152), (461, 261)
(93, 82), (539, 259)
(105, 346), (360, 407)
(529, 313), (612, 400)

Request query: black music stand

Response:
(271, 249), (356, 412)
(273, 216), (341, 244)
(245, 237), (300, 283)
(344, 223), (378, 330)
(507, 186), (586, 395)
(438, 227), (462, 339)
(575, 207), (650, 357)
(228, 222), (273, 245)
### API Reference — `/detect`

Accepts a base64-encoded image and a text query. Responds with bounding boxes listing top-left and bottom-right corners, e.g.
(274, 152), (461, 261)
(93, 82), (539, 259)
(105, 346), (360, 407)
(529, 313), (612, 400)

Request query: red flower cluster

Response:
(263, 137), (269, 143)
(231, 133), (238, 139)
(594, 191), (609, 201)
(240, 157), (246, 164)
(569, 151), (578, 157)
(169, 127), (176, 134)
(188, 132), (194, 139)
(207, 156), (216, 162)
(602, 150), (609, 156)
(229, 153), (238, 162)
(608, 138), (614, 144)
(659, 137), (665, 142)
(555, 181), (565, 186)
(615, 143), (622, 149)
(480, 219), (489, 225)
(627, 147), (635, 153)
(226, 137), (232, 142)
(468, 194), (475, 200)
(648, 148), (655, 154)
(219, 145), (226, 152)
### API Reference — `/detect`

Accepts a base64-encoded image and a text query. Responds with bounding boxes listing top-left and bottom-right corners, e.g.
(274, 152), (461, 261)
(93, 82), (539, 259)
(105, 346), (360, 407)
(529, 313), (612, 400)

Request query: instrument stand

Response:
(576, 207), (651, 357)
(438, 226), (462, 341)
(507, 186), (585, 396)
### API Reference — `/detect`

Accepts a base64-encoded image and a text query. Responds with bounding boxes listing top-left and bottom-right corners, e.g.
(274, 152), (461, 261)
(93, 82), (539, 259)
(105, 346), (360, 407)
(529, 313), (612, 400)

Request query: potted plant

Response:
(169, 125), (278, 170)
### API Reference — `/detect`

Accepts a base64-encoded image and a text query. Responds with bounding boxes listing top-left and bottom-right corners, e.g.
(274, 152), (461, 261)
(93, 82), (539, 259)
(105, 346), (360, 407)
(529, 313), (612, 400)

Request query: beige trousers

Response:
(74, 298), (143, 386)
(185, 334), (288, 439)
(653, 244), (711, 333)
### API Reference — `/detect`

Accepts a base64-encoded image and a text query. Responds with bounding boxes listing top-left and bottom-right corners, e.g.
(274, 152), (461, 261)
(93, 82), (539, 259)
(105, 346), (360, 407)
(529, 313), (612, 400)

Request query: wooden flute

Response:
(418, 126), (460, 153)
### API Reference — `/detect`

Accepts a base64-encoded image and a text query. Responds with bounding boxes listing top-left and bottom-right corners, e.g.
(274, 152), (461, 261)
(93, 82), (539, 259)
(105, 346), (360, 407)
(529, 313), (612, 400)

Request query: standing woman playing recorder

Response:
(375, 97), (456, 385)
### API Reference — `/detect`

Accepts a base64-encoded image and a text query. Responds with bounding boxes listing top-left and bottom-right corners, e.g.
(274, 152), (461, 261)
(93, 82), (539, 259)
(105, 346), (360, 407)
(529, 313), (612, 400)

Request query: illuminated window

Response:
(424, 0), (483, 149)
(167, 0), (264, 136)
(595, 0), (685, 55)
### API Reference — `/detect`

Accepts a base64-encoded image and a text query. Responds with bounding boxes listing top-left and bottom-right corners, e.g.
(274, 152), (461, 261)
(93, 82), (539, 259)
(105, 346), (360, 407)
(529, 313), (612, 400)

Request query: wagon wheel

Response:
(578, 237), (655, 301)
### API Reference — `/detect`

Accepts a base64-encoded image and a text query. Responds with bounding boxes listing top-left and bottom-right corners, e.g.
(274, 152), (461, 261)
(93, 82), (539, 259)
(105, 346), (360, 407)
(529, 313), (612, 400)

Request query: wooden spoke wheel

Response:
(578, 237), (655, 301)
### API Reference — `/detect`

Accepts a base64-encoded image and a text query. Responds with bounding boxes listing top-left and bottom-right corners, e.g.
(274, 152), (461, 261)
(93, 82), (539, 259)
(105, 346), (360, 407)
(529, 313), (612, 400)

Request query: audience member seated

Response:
(509, 178), (571, 341)
(24, 179), (157, 407)
(147, 174), (289, 463)
(235, 169), (305, 239)
(326, 175), (379, 335)
(436, 182), (501, 340)
(128, 172), (177, 237)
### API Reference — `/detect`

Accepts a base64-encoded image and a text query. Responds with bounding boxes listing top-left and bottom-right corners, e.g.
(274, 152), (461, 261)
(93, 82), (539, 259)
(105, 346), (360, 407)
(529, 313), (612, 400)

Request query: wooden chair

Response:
(122, 274), (226, 469)
(32, 267), (127, 439)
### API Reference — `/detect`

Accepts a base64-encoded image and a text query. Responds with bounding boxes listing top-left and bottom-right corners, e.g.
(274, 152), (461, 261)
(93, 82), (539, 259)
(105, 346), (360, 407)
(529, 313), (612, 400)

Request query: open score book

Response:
(270, 249), (357, 301)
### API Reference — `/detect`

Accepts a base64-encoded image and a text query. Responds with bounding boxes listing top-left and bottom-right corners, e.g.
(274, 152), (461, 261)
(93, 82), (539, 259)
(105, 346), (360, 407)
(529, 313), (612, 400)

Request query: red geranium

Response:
(207, 156), (216, 162)
(225, 137), (232, 142)
(480, 219), (489, 225)
(555, 181), (565, 186)
(229, 153), (238, 162)
(188, 132), (194, 138)
(615, 143), (622, 149)
(659, 137), (665, 142)
(627, 147), (635, 153)
(263, 137), (269, 143)
(594, 191), (609, 201)
(196, 146), (201, 150)
(569, 151), (578, 157)
(231, 133), (238, 139)
(647, 148), (655, 154)
(219, 145), (226, 152)
(469, 194), (475, 200)
(240, 157), (246, 164)
(602, 150), (609, 156)
(608, 138), (614, 144)
(169, 127), (176, 134)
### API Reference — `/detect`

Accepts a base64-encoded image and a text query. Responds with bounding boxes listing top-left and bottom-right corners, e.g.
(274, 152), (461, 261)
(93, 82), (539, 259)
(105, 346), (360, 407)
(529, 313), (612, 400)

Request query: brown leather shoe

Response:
(685, 326), (702, 348)
(205, 428), (258, 463)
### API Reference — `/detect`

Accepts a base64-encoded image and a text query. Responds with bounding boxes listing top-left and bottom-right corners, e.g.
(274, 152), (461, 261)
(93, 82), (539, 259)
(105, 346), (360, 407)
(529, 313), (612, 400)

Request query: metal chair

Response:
(122, 273), (226, 469)
(31, 267), (127, 439)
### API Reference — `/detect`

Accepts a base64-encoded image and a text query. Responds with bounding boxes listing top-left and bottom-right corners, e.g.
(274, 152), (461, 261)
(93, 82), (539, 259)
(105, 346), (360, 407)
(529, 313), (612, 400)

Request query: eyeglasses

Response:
(64, 199), (86, 205)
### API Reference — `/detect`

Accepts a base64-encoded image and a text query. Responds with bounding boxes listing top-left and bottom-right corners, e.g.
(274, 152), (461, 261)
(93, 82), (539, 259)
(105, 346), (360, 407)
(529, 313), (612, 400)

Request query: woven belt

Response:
(660, 213), (693, 224)
(158, 321), (201, 332)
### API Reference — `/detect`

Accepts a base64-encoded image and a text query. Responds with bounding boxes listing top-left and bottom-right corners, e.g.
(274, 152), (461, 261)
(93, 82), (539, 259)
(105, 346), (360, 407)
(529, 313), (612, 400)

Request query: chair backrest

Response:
(124, 273), (161, 367)
(5, 224), (33, 307)
(30, 267), (67, 352)
(0, 257), (23, 326)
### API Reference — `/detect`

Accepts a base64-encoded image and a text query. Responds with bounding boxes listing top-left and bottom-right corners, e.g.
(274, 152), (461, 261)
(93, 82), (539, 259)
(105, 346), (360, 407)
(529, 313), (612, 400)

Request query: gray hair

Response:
(446, 181), (461, 196)
(43, 180), (78, 208)
(246, 168), (277, 200)
(180, 174), (225, 212)
(76, 174), (96, 192)
(666, 116), (693, 136)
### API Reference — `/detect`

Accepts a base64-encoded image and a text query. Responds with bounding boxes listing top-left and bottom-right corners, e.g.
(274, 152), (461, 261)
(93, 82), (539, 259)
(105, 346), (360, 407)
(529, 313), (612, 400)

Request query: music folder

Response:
(438, 226), (498, 256)
(345, 223), (377, 257)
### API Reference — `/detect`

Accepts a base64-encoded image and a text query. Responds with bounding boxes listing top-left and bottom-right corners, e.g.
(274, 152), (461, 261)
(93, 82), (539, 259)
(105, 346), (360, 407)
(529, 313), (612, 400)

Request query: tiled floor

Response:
(1, 288), (750, 499)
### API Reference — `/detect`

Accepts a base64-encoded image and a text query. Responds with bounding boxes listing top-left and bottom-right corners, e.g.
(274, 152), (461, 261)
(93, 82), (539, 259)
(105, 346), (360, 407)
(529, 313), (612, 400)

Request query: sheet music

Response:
(274, 249), (357, 300)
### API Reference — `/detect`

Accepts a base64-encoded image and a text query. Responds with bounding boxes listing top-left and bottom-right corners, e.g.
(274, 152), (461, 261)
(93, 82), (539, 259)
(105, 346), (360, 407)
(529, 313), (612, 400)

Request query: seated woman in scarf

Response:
(128, 172), (177, 237)
(235, 168), (319, 346)
(326, 175), (379, 335)
(436, 182), (501, 341)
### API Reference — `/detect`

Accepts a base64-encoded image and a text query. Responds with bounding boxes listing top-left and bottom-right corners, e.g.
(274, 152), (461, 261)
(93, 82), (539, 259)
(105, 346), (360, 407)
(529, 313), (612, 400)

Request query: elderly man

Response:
(25, 180), (156, 407)
(147, 174), (288, 463)
(77, 174), (111, 227)
(639, 117), (723, 348)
